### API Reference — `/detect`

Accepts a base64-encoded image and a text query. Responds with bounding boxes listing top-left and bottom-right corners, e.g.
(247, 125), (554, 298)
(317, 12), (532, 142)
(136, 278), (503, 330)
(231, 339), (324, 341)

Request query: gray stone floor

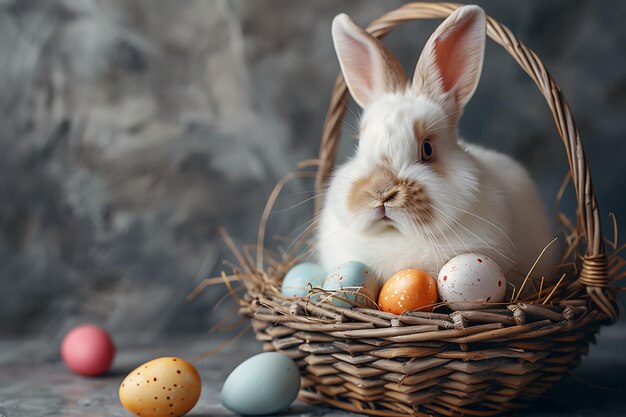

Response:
(1, 325), (626, 417)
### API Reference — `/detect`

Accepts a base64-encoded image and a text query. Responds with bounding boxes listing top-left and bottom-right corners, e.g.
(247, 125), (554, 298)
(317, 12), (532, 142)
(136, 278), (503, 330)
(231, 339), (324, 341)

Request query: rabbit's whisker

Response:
(446, 204), (517, 250)
(428, 203), (516, 264)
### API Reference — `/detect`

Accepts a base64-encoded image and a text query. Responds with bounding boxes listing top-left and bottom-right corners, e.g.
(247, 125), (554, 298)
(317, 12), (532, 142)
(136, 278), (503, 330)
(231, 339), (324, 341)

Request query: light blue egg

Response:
(222, 352), (301, 415)
(281, 262), (326, 298)
(323, 261), (376, 308)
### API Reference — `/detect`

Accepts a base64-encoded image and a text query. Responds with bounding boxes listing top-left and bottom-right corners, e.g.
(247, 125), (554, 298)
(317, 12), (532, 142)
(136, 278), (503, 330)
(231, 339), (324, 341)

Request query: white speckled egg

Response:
(222, 352), (300, 415)
(281, 262), (326, 298)
(437, 253), (507, 310)
(323, 261), (377, 308)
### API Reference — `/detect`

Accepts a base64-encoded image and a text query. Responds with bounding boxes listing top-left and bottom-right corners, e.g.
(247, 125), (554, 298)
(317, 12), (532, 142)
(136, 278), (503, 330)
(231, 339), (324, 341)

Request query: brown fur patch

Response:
(413, 120), (427, 144)
(347, 165), (431, 222)
(428, 157), (446, 177)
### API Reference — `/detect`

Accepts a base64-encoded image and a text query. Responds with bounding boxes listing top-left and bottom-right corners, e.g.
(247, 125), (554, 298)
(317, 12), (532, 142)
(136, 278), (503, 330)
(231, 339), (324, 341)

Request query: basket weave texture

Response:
(231, 3), (620, 416)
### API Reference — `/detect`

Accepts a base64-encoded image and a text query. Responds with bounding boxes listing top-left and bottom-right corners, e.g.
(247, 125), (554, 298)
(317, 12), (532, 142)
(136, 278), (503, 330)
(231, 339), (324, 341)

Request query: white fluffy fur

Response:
(317, 6), (557, 287)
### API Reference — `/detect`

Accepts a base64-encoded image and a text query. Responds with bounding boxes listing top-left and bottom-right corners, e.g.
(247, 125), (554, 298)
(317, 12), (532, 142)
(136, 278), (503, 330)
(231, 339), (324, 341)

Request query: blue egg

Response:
(222, 352), (301, 415)
(323, 261), (377, 308)
(280, 262), (326, 298)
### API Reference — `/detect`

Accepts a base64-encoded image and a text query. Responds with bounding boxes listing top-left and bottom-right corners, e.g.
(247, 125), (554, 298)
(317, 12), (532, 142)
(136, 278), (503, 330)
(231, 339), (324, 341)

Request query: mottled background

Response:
(1, 0), (625, 338)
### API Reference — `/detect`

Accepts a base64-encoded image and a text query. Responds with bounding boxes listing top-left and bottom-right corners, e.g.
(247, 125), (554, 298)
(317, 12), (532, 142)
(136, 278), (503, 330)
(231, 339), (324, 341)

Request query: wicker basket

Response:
(230, 3), (621, 416)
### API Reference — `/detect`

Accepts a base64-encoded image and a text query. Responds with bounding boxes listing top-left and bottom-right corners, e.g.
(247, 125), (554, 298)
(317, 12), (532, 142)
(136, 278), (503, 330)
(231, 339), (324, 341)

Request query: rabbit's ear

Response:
(412, 5), (486, 110)
(332, 14), (407, 108)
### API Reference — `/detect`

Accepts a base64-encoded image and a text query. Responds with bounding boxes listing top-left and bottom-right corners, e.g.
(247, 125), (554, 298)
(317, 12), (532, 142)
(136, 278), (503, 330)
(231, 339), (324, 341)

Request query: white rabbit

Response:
(317, 6), (557, 287)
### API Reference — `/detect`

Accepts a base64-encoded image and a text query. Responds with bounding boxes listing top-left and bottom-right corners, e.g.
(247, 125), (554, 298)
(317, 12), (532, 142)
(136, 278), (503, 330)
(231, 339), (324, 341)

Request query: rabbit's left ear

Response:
(332, 14), (407, 108)
(412, 5), (486, 110)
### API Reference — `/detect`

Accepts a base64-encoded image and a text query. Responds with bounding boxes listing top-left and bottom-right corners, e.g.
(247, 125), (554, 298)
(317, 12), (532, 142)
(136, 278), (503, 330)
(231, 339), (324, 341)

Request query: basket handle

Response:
(314, 2), (615, 319)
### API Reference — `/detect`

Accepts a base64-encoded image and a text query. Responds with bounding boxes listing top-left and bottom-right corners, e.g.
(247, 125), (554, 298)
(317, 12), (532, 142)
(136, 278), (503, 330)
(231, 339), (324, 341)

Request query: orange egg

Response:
(378, 269), (438, 314)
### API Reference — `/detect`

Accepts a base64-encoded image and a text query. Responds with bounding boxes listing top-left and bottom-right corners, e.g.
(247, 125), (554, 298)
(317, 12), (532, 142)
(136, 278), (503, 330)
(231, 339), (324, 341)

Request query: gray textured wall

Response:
(1, 0), (625, 337)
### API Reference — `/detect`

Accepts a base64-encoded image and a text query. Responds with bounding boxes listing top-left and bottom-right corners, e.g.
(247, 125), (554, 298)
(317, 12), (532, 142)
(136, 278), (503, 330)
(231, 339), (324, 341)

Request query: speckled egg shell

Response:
(280, 262), (326, 298)
(221, 352), (300, 415)
(378, 269), (438, 314)
(437, 253), (507, 311)
(322, 261), (377, 308)
(119, 357), (201, 417)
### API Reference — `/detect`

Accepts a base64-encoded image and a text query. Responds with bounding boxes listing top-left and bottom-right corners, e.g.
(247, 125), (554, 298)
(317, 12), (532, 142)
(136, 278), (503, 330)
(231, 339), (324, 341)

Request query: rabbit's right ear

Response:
(412, 6), (486, 112)
(332, 14), (407, 108)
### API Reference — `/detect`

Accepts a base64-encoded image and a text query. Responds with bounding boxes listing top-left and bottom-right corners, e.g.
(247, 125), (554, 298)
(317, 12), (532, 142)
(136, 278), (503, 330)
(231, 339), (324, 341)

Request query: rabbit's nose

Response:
(381, 189), (398, 203)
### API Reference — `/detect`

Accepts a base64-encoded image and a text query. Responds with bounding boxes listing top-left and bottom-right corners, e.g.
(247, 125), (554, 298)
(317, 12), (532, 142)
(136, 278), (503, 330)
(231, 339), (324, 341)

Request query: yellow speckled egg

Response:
(119, 357), (201, 417)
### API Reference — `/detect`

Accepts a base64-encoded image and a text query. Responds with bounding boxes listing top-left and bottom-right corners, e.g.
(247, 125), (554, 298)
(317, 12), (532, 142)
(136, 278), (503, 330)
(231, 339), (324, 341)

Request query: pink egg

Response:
(61, 324), (115, 376)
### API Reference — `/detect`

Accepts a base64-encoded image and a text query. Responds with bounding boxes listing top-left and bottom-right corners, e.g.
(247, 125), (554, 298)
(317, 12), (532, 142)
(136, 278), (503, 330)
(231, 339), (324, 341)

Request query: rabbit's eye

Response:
(422, 140), (433, 161)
